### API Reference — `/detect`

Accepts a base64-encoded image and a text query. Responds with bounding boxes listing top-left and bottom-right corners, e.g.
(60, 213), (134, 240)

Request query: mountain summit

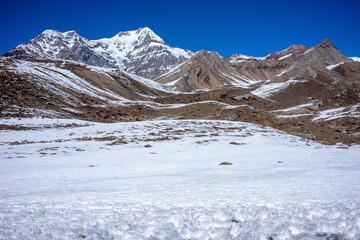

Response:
(2, 27), (193, 79)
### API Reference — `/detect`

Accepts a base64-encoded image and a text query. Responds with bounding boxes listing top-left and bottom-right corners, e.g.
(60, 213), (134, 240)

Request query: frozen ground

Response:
(0, 119), (360, 239)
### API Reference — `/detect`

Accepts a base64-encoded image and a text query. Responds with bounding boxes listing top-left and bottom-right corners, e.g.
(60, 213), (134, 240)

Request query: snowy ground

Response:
(0, 119), (360, 239)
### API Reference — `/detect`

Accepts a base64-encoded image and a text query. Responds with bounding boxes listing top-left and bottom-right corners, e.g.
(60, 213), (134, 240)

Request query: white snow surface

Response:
(313, 104), (360, 121)
(278, 54), (292, 61)
(251, 79), (307, 98)
(350, 57), (360, 62)
(327, 62), (344, 70)
(304, 48), (314, 55)
(230, 54), (265, 63)
(1, 118), (360, 239)
(272, 103), (315, 118)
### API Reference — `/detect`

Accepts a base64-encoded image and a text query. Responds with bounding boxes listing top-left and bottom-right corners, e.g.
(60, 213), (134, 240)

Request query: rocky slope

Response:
(155, 40), (353, 91)
(0, 58), (174, 121)
(2, 28), (193, 79)
(1, 33), (359, 145)
(155, 50), (258, 91)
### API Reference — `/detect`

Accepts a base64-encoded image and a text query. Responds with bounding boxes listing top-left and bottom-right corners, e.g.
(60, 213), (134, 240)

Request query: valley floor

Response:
(0, 119), (359, 239)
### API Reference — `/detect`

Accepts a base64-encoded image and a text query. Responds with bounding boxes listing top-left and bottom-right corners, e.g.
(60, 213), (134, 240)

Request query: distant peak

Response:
(64, 30), (78, 35)
(117, 27), (153, 36)
(318, 39), (336, 49)
(40, 29), (79, 38)
(116, 27), (160, 39)
(41, 29), (60, 36)
(194, 49), (223, 60)
(197, 49), (209, 54)
(287, 44), (306, 51)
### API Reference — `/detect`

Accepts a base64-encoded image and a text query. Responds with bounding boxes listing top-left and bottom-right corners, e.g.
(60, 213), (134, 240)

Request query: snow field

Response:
(0, 119), (360, 239)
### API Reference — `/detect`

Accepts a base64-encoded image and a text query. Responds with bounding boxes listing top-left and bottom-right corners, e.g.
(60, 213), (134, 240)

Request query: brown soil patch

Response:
(219, 162), (233, 165)
(0, 124), (36, 131)
(94, 136), (116, 141)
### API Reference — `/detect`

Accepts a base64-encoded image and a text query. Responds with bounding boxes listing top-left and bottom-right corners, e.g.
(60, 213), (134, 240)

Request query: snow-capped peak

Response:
(41, 29), (59, 34)
(63, 30), (79, 36)
(40, 29), (62, 37)
(4, 28), (193, 79)
(39, 29), (80, 38)
(106, 27), (165, 45)
(35, 29), (83, 44)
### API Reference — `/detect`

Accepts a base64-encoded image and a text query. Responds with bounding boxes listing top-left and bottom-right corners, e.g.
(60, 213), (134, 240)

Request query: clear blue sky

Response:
(1, 0), (360, 58)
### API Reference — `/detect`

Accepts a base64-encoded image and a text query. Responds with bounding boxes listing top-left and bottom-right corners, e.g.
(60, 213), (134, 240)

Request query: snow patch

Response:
(165, 77), (182, 86)
(251, 79), (307, 98)
(278, 53), (292, 61)
(304, 48), (314, 55)
(313, 104), (360, 121)
(272, 103), (314, 113)
(230, 54), (265, 63)
(327, 62), (344, 70)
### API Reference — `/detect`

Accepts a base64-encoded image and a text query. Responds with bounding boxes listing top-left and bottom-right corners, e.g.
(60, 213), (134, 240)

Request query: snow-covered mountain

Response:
(2, 27), (193, 79)
(1, 33), (360, 145)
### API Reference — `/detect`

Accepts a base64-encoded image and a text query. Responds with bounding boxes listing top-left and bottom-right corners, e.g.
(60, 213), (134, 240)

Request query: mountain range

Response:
(2, 27), (192, 79)
(1, 27), (359, 145)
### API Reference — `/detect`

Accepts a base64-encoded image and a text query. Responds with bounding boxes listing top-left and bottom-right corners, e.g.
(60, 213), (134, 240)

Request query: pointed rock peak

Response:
(210, 50), (223, 59)
(318, 39), (336, 49)
(273, 44), (308, 55)
(287, 44), (307, 51)
(197, 49), (209, 55)
(283, 44), (309, 55)
(193, 50), (223, 62)
(195, 50), (214, 58)
(196, 49), (219, 56)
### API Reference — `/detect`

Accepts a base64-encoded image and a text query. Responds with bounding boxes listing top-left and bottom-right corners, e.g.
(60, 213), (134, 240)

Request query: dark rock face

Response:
(2, 48), (35, 59)
(2, 28), (193, 79)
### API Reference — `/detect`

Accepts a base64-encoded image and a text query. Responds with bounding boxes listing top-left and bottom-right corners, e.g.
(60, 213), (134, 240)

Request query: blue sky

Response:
(1, 0), (360, 57)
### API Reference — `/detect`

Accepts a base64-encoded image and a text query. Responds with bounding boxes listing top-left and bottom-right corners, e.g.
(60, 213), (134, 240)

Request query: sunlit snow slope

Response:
(0, 119), (359, 239)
